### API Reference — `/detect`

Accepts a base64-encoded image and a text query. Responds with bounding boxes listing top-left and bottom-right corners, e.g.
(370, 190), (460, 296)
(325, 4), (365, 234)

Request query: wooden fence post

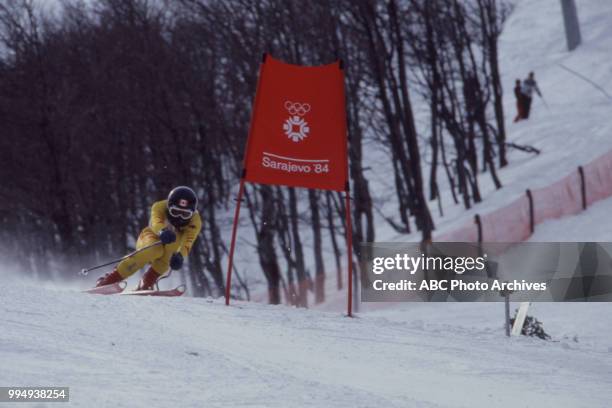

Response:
(578, 166), (587, 210)
(526, 189), (535, 234)
(504, 289), (511, 337)
(474, 214), (482, 243)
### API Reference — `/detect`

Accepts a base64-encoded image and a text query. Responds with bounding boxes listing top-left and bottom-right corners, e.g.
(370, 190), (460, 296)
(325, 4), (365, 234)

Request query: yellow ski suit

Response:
(117, 200), (202, 278)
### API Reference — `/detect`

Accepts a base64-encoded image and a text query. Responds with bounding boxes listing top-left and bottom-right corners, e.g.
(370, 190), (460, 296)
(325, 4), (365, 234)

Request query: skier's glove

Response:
(170, 253), (183, 270)
(159, 228), (176, 244)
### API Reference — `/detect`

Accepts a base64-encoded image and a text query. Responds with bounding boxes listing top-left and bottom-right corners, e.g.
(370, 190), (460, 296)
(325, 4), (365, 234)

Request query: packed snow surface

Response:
(1, 284), (611, 408)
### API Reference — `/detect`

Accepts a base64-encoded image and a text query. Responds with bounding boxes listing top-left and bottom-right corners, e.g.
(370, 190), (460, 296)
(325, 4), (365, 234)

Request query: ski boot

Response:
(96, 268), (124, 287)
(136, 267), (161, 291)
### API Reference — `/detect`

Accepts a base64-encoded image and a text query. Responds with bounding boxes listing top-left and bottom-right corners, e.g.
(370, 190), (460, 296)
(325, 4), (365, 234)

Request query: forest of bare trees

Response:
(0, 0), (518, 305)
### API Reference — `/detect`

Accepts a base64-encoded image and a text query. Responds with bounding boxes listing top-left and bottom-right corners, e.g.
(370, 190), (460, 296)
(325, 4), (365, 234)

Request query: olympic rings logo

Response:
(284, 101), (311, 117)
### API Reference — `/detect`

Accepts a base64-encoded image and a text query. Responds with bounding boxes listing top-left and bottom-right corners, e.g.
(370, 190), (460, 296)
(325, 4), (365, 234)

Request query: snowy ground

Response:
(1, 284), (611, 408)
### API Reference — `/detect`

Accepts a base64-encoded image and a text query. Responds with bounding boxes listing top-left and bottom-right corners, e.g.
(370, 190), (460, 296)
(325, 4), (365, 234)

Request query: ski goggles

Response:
(168, 205), (194, 220)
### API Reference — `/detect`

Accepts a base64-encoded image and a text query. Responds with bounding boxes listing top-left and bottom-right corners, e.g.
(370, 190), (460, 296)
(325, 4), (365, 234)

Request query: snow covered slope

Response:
(432, 0), (612, 236)
(370, 0), (612, 241)
(0, 284), (611, 408)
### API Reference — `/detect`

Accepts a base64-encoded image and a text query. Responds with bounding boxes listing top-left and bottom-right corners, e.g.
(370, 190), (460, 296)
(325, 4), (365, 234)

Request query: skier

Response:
(95, 186), (202, 290)
(520, 72), (542, 119)
(513, 79), (525, 122)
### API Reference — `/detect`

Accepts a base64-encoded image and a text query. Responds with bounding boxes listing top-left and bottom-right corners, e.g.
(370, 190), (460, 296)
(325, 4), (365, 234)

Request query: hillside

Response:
(370, 0), (612, 241)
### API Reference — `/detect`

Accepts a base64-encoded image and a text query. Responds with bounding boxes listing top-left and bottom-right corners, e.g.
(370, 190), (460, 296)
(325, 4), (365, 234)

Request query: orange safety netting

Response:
(435, 149), (612, 243)
(437, 219), (479, 242)
(480, 196), (531, 242)
(583, 150), (612, 206)
(531, 172), (582, 224)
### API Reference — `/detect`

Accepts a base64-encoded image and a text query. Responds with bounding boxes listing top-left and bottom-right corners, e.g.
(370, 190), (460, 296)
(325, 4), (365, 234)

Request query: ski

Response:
(511, 302), (531, 336)
(120, 285), (186, 297)
(83, 281), (126, 295)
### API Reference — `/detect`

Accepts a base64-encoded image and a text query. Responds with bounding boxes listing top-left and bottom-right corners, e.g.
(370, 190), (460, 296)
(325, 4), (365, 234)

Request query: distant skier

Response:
(520, 72), (542, 119)
(513, 79), (525, 122)
(95, 186), (201, 290)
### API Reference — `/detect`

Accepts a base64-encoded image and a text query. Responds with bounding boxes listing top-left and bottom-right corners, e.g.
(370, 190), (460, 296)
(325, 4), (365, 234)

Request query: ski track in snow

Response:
(1, 285), (611, 408)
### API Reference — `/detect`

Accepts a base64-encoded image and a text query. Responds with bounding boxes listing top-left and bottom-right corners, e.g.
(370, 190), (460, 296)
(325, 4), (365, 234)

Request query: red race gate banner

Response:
(225, 55), (354, 316)
(243, 55), (349, 191)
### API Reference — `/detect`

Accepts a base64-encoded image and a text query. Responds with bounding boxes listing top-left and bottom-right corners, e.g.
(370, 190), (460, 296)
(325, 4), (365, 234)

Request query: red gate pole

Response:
(345, 190), (354, 317)
(225, 178), (246, 305)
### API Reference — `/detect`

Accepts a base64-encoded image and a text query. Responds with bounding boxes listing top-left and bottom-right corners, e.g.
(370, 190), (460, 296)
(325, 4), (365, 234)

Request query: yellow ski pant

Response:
(116, 227), (181, 278)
